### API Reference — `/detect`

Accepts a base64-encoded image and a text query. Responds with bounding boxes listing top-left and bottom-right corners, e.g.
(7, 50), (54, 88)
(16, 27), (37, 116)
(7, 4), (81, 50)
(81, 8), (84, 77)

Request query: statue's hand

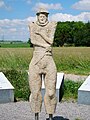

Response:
(35, 31), (43, 36)
(35, 32), (39, 35)
(35, 31), (41, 35)
(46, 46), (52, 52)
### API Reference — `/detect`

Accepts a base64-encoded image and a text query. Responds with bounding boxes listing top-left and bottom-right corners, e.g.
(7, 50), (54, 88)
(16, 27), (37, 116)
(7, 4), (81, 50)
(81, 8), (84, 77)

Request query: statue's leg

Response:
(49, 114), (53, 120)
(44, 57), (57, 115)
(29, 64), (42, 114)
(35, 113), (39, 120)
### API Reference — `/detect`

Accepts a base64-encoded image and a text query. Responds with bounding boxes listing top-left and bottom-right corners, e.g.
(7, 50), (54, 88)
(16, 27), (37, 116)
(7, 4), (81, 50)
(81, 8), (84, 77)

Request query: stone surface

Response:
(28, 8), (57, 114)
(78, 75), (90, 105)
(41, 72), (64, 102)
(0, 72), (14, 103)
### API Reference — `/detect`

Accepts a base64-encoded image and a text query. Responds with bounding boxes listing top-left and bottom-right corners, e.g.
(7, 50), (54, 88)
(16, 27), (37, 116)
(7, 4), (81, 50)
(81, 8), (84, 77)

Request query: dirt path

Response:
(65, 74), (87, 81)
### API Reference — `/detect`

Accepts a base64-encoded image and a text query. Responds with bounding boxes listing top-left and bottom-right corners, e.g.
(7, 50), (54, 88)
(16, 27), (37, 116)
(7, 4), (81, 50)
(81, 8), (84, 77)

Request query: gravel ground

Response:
(65, 74), (87, 81)
(0, 74), (89, 120)
(0, 101), (90, 120)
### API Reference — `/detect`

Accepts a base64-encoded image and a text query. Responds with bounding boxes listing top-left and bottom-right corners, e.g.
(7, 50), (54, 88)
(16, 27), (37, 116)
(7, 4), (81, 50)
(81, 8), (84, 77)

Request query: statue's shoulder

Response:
(29, 22), (35, 27)
(49, 21), (57, 28)
(28, 22), (37, 31)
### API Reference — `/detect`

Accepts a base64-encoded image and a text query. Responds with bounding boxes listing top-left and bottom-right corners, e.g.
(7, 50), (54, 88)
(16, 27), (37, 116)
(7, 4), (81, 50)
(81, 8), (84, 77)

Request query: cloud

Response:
(0, 0), (11, 10)
(25, 16), (36, 22)
(33, 2), (63, 11)
(0, 27), (4, 33)
(26, 0), (32, 4)
(0, 12), (90, 41)
(50, 12), (90, 22)
(0, 16), (36, 41)
(0, 0), (5, 8)
(9, 28), (17, 32)
(72, 0), (90, 10)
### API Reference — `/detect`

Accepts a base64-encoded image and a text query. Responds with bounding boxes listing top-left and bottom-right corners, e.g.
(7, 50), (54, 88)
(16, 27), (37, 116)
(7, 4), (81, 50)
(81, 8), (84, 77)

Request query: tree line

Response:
(28, 21), (90, 47)
(54, 21), (90, 47)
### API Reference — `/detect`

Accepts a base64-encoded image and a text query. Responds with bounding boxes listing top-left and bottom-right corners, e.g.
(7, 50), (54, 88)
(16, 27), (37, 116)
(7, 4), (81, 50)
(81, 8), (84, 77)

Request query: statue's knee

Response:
(32, 92), (38, 100)
(33, 92), (42, 100)
(48, 90), (55, 98)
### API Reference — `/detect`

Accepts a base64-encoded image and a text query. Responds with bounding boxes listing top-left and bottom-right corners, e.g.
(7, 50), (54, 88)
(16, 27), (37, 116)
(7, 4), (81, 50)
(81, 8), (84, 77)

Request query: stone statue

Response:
(28, 8), (57, 120)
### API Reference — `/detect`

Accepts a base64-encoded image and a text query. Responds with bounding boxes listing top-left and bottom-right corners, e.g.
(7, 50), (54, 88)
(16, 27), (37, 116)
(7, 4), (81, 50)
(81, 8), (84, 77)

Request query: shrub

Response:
(63, 80), (83, 99)
(3, 69), (30, 101)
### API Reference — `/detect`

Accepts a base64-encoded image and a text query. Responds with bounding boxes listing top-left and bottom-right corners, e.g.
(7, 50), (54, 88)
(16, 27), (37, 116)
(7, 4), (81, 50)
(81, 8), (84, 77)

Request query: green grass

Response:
(0, 47), (90, 75)
(75, 118), (81, 120)
(63, 80), (82, 100)
(2, 69), (82, 101)
(53, 47), (90, 75)
(3, 69), (30, 101)
(0, 47), (89, 101)
(0, 48), (33, 70)
(0, 43), (30, 48)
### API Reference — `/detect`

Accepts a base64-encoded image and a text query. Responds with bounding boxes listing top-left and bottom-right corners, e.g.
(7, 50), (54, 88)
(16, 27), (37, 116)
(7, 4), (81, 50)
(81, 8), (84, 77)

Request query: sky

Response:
(0, 0), (90, 41)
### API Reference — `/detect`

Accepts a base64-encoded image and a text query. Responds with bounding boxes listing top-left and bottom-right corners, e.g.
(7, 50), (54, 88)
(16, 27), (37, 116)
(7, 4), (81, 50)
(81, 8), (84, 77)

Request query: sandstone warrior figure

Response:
(28, 8), (57, 120)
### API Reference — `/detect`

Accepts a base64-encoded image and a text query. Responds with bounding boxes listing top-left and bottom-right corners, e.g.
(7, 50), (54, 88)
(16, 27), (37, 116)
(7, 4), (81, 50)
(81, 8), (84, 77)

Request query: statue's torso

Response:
(29, 21), (56, 66)
(30, 22), (56, 48)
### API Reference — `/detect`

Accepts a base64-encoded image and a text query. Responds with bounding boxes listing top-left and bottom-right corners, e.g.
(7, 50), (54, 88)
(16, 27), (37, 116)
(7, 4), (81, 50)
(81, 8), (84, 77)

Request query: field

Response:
(0, 47), (90, 100)
(0, 47), (90, 75)
(0, 42), (30, 48)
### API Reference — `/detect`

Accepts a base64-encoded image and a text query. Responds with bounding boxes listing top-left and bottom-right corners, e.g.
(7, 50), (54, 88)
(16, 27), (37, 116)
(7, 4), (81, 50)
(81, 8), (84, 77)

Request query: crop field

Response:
(0, 47), (90, 75)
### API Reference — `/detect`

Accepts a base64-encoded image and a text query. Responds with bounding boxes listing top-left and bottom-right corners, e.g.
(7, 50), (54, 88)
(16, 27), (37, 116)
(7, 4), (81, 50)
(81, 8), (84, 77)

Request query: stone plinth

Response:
(0, 72), (14, 103)
(42, 72), (64, 102)
(78, 75), (90, 105)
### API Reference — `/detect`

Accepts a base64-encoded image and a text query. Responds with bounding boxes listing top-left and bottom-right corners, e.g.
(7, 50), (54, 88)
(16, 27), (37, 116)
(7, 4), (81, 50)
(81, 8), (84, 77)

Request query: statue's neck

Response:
(36, 21), (49, 27)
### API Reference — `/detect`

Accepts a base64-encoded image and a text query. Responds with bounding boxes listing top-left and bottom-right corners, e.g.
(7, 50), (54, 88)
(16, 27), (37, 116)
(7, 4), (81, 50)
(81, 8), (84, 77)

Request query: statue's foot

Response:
(48, 118), (53, 120)
(47, 118), (54, 120)
(35, 113), (39, 120)
(48, 114), (53, 120)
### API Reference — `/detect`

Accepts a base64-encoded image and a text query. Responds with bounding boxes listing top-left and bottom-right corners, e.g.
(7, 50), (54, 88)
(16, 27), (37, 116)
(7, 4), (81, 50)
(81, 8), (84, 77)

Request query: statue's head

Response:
(36, 8), (49, 25)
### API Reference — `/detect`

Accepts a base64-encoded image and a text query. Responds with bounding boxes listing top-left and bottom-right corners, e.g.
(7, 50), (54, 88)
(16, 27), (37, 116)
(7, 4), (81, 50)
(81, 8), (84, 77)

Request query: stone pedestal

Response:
(0, 72), (14, 103)
(41, 72), (64, 102)
(78, 75), (90, 105)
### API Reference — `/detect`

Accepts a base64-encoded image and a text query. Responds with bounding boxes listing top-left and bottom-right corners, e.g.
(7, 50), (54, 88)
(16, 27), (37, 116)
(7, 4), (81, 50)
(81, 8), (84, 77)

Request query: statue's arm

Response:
(35, 32), (52, 45)
(33, 41), (50, 48)
(28, 22), (50, 48)
(28, 22), (34, 44)
(35, 22), (57, 45)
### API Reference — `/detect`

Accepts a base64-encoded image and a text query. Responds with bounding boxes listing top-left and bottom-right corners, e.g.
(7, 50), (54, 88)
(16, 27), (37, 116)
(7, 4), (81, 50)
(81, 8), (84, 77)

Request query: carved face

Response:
(37, 13), (48, 24)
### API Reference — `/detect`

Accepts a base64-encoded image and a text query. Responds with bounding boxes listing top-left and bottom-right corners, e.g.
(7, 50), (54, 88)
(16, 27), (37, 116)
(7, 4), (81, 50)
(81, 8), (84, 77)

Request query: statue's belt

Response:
(34, 51), (52, 65)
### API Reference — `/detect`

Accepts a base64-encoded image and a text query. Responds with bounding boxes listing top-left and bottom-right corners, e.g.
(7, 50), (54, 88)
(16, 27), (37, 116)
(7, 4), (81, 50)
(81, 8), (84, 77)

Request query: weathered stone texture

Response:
(28, 9), (57, 114)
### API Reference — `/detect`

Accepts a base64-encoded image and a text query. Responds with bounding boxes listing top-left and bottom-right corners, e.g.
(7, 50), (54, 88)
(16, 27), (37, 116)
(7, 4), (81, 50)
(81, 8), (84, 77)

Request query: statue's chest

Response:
(37, 26), (51, 36)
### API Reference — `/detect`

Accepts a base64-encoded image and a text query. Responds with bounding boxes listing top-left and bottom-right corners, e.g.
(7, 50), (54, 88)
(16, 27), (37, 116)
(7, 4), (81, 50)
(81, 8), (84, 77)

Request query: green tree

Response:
(27, 38), (33, 47)
(54, 22), (70, 46)
(54, 21), (86, 47)
(75, 22), (90, 46)
(66, 21), (84, 45)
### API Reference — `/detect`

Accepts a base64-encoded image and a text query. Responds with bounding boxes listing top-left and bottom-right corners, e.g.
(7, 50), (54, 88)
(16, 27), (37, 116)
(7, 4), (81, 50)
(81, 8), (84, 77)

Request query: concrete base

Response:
(41, 72), (64, 102)
(78, 75), (90, 105)
(0, 72), (14, 103)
